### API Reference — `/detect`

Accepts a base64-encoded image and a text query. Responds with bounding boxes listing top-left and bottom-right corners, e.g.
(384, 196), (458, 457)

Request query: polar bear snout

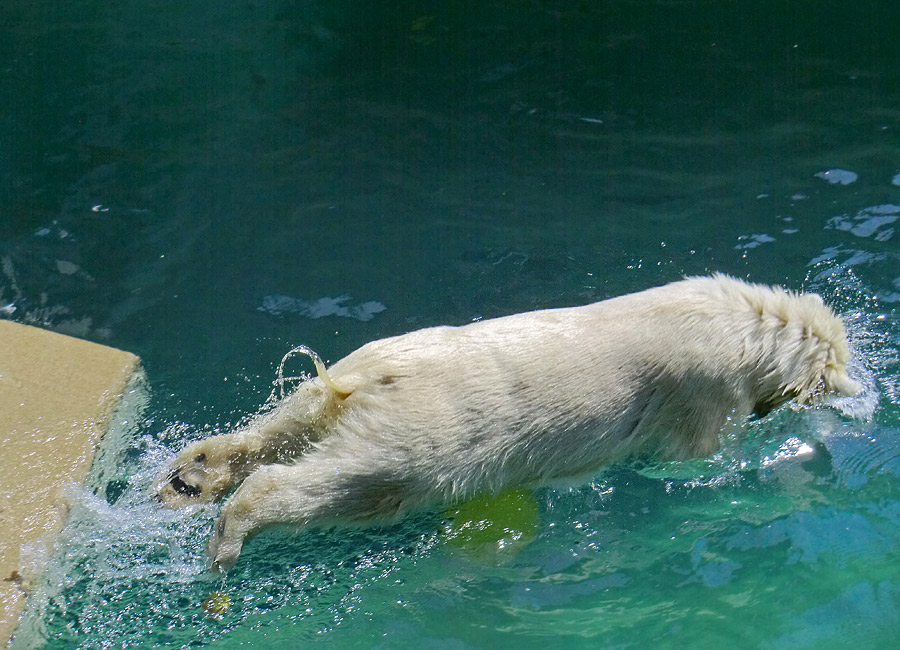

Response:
(825, 364), (862, 398)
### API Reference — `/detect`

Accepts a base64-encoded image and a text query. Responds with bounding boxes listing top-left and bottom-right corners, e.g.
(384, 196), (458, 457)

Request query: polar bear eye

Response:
(195, 453), (206, 463)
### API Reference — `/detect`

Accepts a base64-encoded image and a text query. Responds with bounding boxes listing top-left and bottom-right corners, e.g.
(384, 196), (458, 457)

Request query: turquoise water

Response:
(3, 1), (900, 648)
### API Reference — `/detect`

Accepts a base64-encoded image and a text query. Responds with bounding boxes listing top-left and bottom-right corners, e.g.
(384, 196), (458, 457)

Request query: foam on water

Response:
(815, 169), (859, 185)
(257, 295), (387, 322)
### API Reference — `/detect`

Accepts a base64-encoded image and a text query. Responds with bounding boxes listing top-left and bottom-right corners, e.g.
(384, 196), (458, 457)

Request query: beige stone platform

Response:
(0, 321), (142, 646)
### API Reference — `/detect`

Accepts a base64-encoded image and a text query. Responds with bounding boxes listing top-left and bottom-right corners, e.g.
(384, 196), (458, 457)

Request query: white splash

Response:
(761, 437), (816, 468)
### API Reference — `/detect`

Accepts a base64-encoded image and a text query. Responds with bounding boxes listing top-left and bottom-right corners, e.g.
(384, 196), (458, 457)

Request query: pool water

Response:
(3, 1), (900, 648)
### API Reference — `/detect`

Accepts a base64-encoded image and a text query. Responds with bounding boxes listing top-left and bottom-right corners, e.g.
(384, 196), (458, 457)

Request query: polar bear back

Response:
(308, 275), (855, 499)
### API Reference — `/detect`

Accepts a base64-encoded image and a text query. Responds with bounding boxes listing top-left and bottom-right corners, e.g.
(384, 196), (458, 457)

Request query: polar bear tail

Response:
(276, 345), (353, 397)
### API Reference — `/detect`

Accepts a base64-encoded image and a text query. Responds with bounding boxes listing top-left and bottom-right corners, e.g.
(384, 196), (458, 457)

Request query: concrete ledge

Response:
(0, 321), (142, 646)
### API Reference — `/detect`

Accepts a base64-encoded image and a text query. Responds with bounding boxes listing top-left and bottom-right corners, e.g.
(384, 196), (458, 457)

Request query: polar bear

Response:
(158, 274), (861, 571)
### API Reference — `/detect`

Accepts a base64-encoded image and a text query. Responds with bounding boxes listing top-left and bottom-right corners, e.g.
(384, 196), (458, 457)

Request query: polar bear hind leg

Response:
(207, 451), (425, 572)
(157, 347), (350, 507)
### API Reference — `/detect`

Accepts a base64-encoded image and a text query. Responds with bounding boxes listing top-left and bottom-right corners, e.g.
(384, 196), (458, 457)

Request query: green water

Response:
(2, 1), (899, 648)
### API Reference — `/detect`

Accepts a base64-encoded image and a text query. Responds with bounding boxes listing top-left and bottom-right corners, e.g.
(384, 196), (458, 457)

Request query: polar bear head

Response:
(726, 276), (862, 414)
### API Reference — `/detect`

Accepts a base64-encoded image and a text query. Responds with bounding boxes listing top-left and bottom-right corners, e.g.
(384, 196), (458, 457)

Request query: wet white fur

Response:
(159, 274), (860, 571)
